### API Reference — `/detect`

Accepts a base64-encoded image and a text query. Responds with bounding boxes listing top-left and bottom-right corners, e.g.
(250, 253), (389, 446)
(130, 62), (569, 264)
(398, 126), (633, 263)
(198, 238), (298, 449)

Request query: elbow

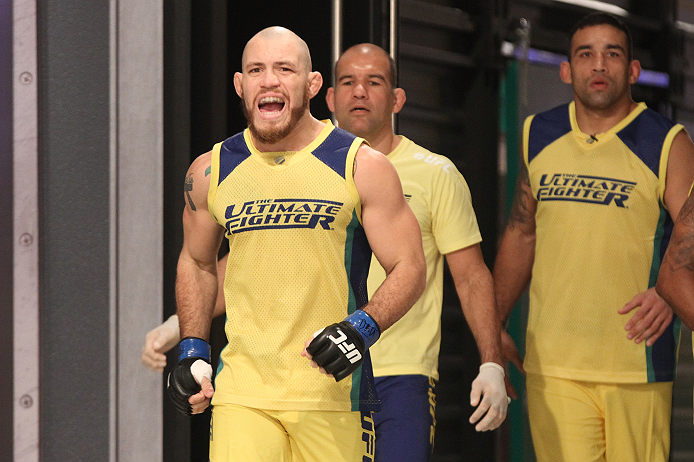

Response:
(498, 225), (536, 257)
(520, 230), (536, 248)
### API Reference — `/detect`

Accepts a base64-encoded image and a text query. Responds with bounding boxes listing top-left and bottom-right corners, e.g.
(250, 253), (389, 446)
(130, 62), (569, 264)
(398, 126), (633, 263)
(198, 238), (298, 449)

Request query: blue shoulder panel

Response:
(312, 127), (357, 179)
(528, 104), (572, 163)
(616, 108), (676, 178)
(219, 132), (251, 186)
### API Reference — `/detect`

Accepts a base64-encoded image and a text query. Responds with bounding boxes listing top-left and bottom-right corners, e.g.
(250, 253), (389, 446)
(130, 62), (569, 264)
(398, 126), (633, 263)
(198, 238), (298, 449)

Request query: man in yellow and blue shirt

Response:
(167, 27), (426, 462)
(144, 41), (507, 462)
(494, 12), (694, 462)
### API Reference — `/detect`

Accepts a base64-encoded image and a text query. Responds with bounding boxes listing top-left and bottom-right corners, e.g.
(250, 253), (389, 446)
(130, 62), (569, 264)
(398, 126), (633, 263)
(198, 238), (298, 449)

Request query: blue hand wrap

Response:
(178, 337), (211, 363)
(343, 310), (381, 350)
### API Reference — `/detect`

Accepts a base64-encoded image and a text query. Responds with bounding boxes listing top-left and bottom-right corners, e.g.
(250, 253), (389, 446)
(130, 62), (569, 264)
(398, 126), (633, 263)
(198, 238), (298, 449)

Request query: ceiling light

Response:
(553, 0), (628, 16)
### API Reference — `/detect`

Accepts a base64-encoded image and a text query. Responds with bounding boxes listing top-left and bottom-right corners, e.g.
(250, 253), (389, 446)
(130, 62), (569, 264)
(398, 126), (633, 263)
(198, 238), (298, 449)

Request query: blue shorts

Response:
(373, 375), (436, 462)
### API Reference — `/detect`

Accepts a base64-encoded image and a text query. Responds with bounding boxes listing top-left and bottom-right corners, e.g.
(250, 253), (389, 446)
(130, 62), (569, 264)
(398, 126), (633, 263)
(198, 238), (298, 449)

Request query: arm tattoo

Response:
(508, 163), (534, 229)
(664, 196), (694, 272)
(184, 174), (196, 211)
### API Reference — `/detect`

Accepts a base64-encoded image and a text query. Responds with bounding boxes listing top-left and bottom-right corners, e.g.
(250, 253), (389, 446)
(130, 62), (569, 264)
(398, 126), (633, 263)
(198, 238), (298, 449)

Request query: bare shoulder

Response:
(184, 151), (213, 213)
(354, 145), (405, 211)
(674, 127), (694, 143)
(189, 150), (213, 176)
(668, 129), (694, 168)
(355, 144), (387, 162)
(664, 129), (694, 218)
(670, 129), (694, 158)
(354, 144), (395, 176)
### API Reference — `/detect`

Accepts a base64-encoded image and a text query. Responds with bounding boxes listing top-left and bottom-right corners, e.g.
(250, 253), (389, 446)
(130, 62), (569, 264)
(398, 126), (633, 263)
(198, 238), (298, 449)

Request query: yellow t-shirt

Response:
(368, 136), (482, 379)
(208, 121), (379, 411)
(524, 101), (683, 383)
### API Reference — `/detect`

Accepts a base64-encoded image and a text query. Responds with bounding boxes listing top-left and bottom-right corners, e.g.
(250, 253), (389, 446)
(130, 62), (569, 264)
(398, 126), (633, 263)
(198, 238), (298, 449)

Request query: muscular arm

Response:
(355, 146), (426, 330)
(657, 193), (694, 329)
(493, 160), (537, 323)
(166, 151), (225, 414)
(176, 152), (225, 341)
(447, 244), (502, 364)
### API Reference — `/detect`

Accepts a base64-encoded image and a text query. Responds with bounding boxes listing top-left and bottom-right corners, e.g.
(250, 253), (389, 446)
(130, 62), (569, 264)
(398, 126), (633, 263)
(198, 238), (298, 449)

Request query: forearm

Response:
(493, 228), (534, 324)
(176, 255), (218, 341)
(363, 259), (425, 331)
(457, 268), (502, 365)
(657, 267), (694, 330)
(656, 275), (694, 330)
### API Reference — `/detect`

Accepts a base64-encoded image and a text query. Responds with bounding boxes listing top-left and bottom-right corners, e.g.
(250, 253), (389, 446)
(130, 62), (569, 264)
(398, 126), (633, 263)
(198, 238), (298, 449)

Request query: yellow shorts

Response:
(526, 373), (672, 462)
(209, 403), (375, 462)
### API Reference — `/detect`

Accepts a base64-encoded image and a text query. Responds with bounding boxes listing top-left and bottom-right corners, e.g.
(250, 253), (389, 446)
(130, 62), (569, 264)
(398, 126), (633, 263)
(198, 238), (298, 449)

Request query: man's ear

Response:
(233, 72), (243, 98)
(307, 71), (323, 99)
(559, 61), (572, 85)
(325, 87), (335, 112)
(628, 59), (641, 85)
(392, 88), (406, 114)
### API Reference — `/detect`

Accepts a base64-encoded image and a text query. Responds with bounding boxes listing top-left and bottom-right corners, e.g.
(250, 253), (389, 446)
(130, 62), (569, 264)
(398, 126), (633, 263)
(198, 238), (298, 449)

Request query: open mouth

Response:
(350, 105), (369, 114)
(258, 96), (285, 115)
(590, 78), (608, 89)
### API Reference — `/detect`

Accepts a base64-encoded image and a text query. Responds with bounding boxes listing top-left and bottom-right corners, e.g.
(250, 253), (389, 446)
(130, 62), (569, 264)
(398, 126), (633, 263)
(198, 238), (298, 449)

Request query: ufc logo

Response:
(328, 329), (362, 364)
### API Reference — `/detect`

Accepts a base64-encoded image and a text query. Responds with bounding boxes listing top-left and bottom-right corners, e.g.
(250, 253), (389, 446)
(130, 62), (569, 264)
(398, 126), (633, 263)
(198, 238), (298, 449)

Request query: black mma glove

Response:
(167, 337), (213, 415)
(306, 310), (381, 382)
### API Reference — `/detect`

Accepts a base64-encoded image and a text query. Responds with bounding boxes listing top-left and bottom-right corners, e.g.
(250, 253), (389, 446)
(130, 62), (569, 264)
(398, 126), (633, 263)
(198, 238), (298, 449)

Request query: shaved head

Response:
(327, 42), (405, 147)
(243, 26), (312, 72)
(234, 26), (323, 147)
(335, 43), (397, 88)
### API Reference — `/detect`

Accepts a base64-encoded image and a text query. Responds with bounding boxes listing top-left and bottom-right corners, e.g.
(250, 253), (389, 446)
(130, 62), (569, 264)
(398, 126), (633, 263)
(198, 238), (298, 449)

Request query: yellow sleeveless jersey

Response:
(368, 136), (482, 379)
(524, 101), (683, 383)
(207, 121), (379, 411)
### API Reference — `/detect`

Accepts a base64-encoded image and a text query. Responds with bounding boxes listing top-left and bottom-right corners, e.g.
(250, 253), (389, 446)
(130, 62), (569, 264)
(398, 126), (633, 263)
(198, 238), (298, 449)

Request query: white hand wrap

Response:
(190, 359), (213, 384)
(470, 362), (509, 431)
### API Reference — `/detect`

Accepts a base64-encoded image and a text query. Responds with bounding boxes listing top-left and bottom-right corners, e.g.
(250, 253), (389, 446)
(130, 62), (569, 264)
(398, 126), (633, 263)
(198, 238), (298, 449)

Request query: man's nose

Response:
(593, 54), (606, 72)
(353, 83), (367, 98)
(261, 69), (280, 87)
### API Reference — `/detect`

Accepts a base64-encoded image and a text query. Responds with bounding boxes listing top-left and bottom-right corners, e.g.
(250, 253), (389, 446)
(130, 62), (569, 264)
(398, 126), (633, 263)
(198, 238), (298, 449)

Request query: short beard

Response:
(242, 87), (311, 145)
(575, 71), (631, 112)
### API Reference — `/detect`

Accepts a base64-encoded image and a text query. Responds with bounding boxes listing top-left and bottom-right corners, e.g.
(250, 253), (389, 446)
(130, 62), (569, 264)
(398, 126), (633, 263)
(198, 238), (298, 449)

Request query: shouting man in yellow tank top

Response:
(166, 27), (426, 462)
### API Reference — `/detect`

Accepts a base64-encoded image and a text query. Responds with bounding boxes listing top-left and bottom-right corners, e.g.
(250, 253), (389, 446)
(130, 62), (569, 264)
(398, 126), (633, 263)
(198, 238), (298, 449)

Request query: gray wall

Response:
(10, 1), (164, 460)
(521, 62), (573, 121)
(38, 1), (111, 460)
